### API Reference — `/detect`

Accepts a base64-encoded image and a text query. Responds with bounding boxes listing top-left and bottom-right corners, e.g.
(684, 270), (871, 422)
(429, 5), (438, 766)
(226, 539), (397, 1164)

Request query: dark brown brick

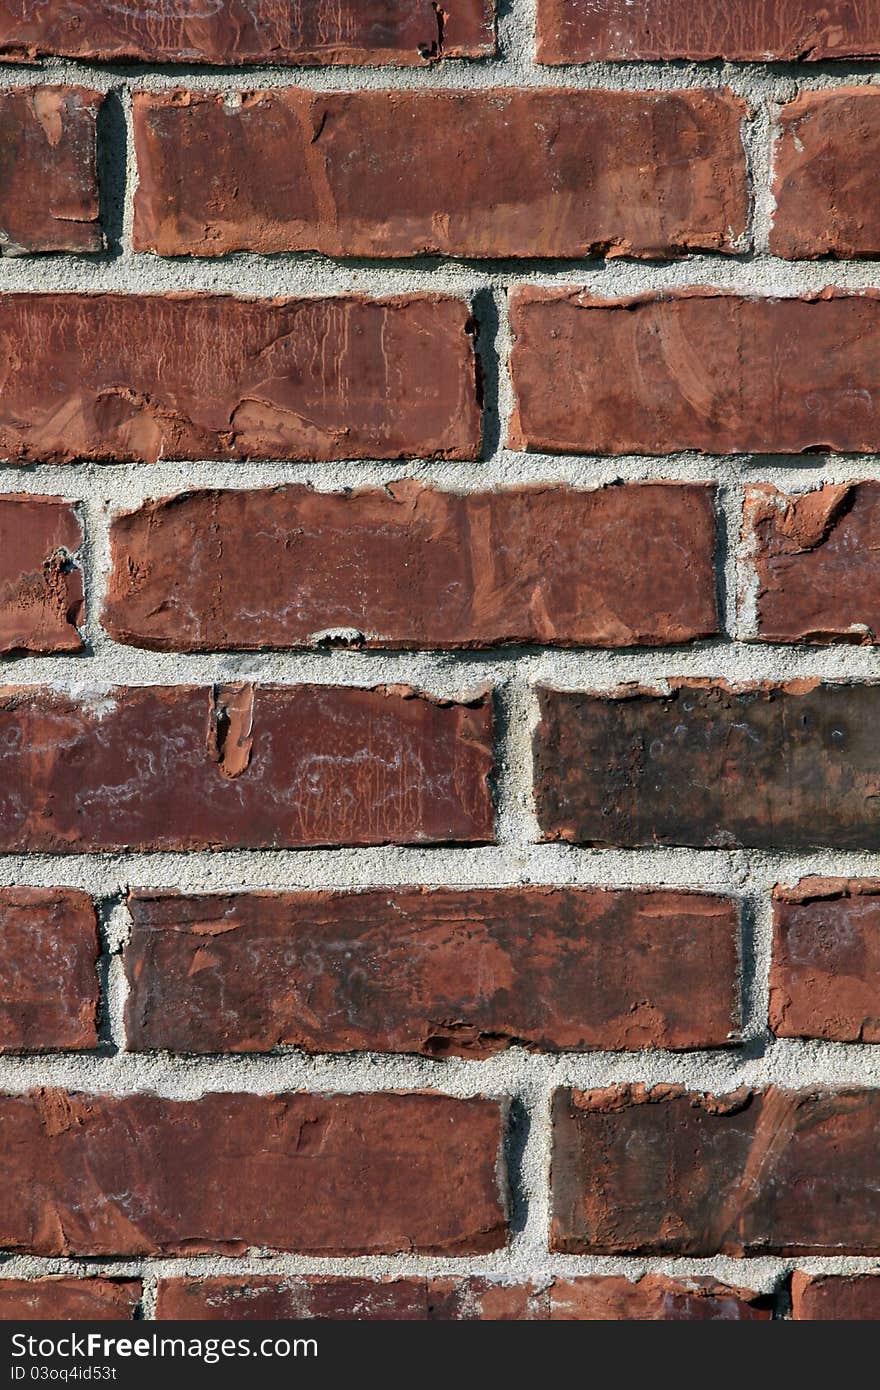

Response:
(535, 681), (880, 850)
(0, 495), (82, 653)
(0, 1), (495, 64)
(0, 888), (98, 1051)
(0, 294), (480, 465)
(155, 1274), (770, 1320)
(104, 482), (719, 652)
(742, 483), (880, 645)
(536, 0), (880, 62)
(771, 89), (880, 258)
(0, 684), (494, 852)
(0, 87), (101, 253)
(0, 1090), (507, 1256)
(770, 878), (880, 1042)
(509, 289), (880, 456)
(132, 88), (748, 260)
(551, 1084), (880, 1255)
(124, 886), (740, 1055)
(791, 1273), (880, 1319)
(0, 1278), (140, 1320)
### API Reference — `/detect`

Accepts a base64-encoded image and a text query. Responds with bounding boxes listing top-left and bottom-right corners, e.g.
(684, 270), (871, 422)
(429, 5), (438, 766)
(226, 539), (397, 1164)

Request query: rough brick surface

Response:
(791, 1273), (880, 1320)
(535, 681), (880, 850)
(104, 482), (718, 652)
(0, 1279), (140, 1321)
(509, 289), (880, 456)
(770, 878), (880, 1042)
(0, 294), (480, 465)
(0, 684), (494, 852)
(771, 89), (880, 258)
(132, 88), (748, 260)
(551, 1084), (880, 1255)
(155, 1274), (770, 1321)
(0, 496), (82, 653)
(0, 888), (98, 1052)
(123, 887), (740, 1055)
(0, 1090), (507, 1256)
(0, 87), (101, 253)
(742, 483), (880, 645)
(536, 0), (880, 62)
(0, 1), (495, 65)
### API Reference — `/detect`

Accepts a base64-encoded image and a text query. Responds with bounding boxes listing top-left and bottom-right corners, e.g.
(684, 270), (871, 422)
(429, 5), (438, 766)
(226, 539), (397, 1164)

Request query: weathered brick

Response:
(0, 495), (82, 653)
(0, 888), (98, 1051)
(0, 1090), (507, 1256)
(0, 87), (101, 253)
(132, 88), (748, 260)
(770, 878), (880, 1042)
(0, 684), (494, 852)
(535, 681), (880, 850)
(123, 886), (740, 1055)
(509, 289), (880, 456)
(551, 1084), (880, 1255)
(104, 482), (719, 652)
(742, 483), (880, 645)
(771, 89), (880, 258)
(155, 1274), (770, 1321)
(0, 1278), (140, 1321)
(791, 1272), (880, 1319)
(0, 294), (480, 465)
(0, 0), (495, 64)
(536, 0), (880, 62)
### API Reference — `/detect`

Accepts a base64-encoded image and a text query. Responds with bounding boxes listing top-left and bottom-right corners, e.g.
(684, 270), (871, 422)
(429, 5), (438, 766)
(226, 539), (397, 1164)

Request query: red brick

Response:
(0, 684), (494, 852)
(536, 0), (880, 62)
(0, 888), (98, 1051)
(0, 0), (494, 64)
(104, 482), (719, 652)
(0, 294), (480, 465)
(509, 288), (880, 456)
(155, 1274), (769, 1321)
(132, 88), (748, 260)
(551, 1084), (880, 1255)
(0, 1278), (139, 1321)
(123, 886), (740, 1055)
(0, 87), (101, 253)
(791, 1273), (880, 1320)
(0, 1090), (507, 1256)
(535, 680), (880, 850)
(770, 878), (880, 1042)
(742, 483), (880, 645)
(0, 495), (82, 653)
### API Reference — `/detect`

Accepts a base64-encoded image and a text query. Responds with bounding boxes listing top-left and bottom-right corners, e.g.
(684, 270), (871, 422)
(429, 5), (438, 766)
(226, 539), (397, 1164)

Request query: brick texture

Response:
(551, 1085), (880, 1255)
(741, 483), (880, 645)
(772, 89), (880, 258)
(123, 887), (740, 1055)
(0, 1279), (140, 1321)
(132, 88), (748, 260)
(536, 0), (880, 62)
(0, 1090), (507, 1256)
(0, 87), (101, 253)
(534, 681), (880, 850)
(0, 294), (481, 465)
(0, 495), (82, 653)
(103, 482), (718, 652)
(791, 1273), (880, 1320)
(155, 1274), (770, 1320)
(0, 1), (495, 65)
(509, 289), (880, 456)
(0, 888), (98, 1052)
(770, 879), (880, 1043)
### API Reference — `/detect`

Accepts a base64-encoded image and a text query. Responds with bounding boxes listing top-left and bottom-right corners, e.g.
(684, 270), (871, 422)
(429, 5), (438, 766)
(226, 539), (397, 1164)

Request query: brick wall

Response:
(2, 0), (880, 1322)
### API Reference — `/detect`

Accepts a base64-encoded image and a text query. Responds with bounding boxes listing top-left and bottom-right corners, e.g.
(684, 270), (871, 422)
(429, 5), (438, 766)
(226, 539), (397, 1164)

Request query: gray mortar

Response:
(2, 0), (880, 1309)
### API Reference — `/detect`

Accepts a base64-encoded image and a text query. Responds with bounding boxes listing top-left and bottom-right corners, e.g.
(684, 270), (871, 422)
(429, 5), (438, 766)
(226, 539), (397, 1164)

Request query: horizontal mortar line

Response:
(2, 1038), (880, 1095)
